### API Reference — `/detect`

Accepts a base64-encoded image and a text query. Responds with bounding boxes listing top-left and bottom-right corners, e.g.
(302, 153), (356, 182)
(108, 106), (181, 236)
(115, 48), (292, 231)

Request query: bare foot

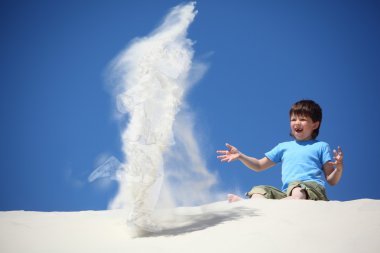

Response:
(227, 194), (243, 203)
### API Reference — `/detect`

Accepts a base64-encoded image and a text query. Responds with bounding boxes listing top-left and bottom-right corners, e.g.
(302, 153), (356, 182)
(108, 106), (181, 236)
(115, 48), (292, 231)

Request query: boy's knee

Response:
(290, 187), (307, 199)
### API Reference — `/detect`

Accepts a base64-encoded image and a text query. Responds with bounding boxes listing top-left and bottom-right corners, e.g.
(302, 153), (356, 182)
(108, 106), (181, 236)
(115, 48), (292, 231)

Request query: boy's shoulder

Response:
(312, 139), (330, 147)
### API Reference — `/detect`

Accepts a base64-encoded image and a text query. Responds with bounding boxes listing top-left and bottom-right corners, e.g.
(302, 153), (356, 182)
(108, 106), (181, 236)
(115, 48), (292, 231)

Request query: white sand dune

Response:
(1, 199), (379, 253)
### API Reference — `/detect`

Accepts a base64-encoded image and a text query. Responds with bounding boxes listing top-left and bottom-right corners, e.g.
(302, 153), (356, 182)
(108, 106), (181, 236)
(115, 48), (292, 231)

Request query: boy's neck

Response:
(294, 138), (315, 142)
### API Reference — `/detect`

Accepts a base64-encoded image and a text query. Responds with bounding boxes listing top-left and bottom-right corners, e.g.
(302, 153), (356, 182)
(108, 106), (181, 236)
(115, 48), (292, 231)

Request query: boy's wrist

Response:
(336, 162), (343, 171)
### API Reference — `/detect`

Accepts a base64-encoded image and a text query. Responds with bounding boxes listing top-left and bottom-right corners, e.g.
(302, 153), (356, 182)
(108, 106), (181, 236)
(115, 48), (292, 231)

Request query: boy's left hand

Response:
(332, 146), (344, 170)
(325, 146), (344, 171)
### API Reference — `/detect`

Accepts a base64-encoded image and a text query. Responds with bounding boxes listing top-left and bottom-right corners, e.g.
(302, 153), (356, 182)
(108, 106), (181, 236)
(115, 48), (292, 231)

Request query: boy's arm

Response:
(238, 153), (275, 172)
(323, 146), (344, 186)
(217, 143), (275, 172)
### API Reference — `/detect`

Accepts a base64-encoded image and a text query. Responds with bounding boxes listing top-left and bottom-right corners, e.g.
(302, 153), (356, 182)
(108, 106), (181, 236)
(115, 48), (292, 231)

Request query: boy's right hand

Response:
(216, 143), (241, 162)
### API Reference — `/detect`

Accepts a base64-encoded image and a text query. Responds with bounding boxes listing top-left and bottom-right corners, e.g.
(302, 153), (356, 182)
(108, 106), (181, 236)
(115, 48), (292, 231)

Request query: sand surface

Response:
(1, 199), (379, 253)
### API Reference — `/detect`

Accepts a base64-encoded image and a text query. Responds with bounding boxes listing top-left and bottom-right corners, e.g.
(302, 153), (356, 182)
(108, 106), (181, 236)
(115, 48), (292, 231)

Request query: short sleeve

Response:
(265, 144), (283, 164)
(321, 142), (333, 165)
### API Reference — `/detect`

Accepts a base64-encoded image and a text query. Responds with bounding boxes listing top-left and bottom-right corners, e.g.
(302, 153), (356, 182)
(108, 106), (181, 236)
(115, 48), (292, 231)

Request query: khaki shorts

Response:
(246, 181), (329, 201)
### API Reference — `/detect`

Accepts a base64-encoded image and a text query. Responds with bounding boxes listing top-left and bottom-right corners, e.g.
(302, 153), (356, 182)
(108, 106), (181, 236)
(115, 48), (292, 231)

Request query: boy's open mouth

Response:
(294, 127), (303, 133)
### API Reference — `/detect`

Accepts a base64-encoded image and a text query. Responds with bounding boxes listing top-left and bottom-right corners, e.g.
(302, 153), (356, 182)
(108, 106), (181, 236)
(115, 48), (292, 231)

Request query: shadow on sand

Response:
(140, 205), (258, 237)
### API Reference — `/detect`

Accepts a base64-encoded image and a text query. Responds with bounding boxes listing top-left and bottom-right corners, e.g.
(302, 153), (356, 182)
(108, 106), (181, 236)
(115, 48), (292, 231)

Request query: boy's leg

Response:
(251, 193), (267, 199)
(230, 182), (328, 202)
(246, 185), (287, 199)
(286, 181), (329, 201)
(285, 186), (307, 199)
(227, 185), (284, 202)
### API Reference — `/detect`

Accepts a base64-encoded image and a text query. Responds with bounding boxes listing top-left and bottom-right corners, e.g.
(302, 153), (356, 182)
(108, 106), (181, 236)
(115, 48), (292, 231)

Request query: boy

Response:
(217, 100), (343, 201)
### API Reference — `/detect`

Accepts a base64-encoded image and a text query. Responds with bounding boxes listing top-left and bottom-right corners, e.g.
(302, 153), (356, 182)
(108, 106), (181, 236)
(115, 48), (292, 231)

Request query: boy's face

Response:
(290, 114), (319, 141)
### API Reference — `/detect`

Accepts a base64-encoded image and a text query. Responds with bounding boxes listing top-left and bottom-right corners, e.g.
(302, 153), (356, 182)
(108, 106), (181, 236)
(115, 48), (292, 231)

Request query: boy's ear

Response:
(312, 121), (320, 130)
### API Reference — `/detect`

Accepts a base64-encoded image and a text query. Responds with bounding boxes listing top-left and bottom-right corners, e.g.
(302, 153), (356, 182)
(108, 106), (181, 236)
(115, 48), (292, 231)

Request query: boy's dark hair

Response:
(289, 100), (322, 139)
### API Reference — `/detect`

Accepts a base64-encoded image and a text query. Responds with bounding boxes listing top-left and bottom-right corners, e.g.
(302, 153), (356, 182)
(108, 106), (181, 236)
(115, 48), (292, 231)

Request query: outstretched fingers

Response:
(225, 143), (238, 153)
(333, 146), (343, 158)
(216, 150), (230, 162)
(225, 143), (233, 149)
(216, 143), (240, 162)
(332, 146), (344, 166)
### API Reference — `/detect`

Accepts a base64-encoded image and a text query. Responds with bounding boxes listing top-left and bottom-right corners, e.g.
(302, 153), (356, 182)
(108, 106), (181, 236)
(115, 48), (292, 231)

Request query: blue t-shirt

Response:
(265, 140), (332, 191)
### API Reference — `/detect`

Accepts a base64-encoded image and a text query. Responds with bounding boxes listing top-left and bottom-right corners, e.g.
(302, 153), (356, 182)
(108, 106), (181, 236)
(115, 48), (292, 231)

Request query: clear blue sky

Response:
(1, 0), (379, 211)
